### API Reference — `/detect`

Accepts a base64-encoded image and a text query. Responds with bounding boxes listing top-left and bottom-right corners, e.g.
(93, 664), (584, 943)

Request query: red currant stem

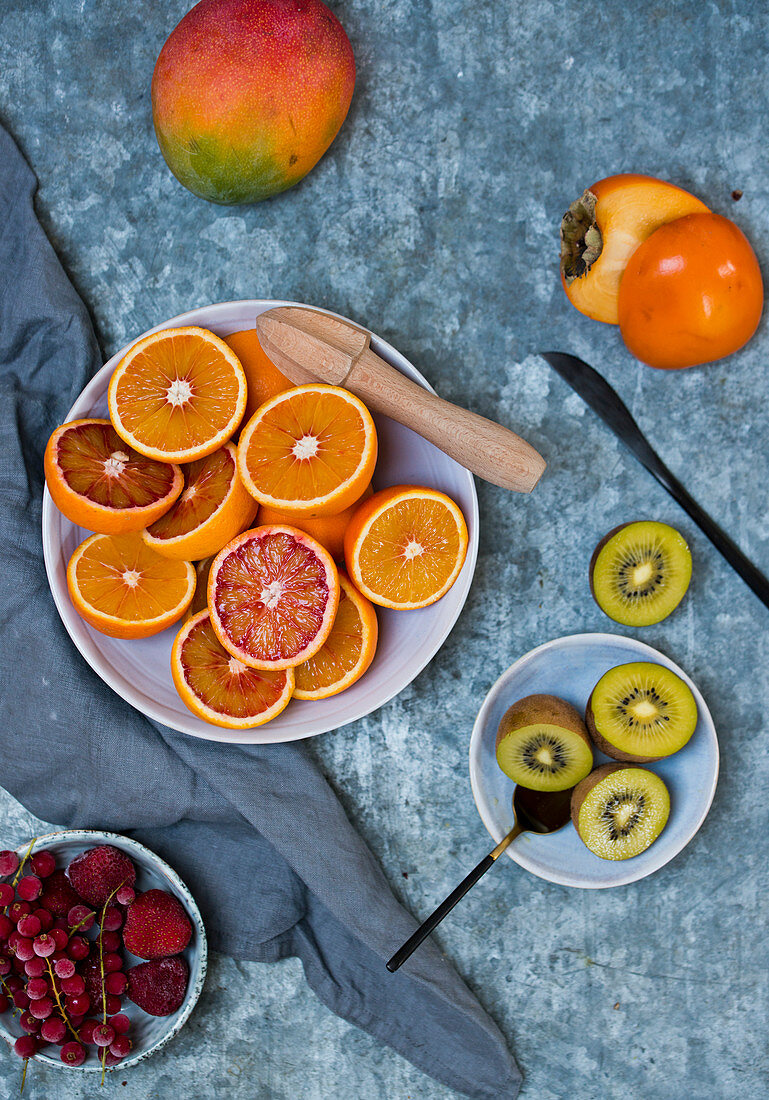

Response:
(0, 974), (22, 1017)
(100, 1048), (107, 1086)
(19, 1058), (27, 1096)
(68, 911), (96, 935)
(97, 881), (124, 1089)
(4, 837), (36, 917)
(45, 959), (81, 1044)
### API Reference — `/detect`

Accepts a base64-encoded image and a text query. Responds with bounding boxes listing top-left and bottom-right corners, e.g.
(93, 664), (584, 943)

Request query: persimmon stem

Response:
(560, 189), (602, 283)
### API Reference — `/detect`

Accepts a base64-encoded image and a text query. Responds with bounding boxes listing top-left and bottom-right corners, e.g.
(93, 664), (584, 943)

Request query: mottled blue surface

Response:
(1, 0), (768, 1097)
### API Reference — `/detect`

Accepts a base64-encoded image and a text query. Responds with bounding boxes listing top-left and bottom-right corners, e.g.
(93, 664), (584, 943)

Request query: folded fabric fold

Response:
(0, 122), (521, 1100)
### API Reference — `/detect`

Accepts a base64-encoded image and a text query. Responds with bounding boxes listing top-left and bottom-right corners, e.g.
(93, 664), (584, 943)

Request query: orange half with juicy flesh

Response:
(294, 573), (378, 700)
(172, 610), (294, 729)
(237, 385), (377, 517)
(208, 525), (340, 670)
(344, 485), (469, 610)
(44, 419), (183, 534)
(142, 443), (257, 560)
(108, 326), (247, 463)
(67, 531), (196, 639)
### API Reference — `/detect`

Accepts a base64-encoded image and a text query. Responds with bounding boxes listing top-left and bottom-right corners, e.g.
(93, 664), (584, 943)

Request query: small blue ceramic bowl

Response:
(0, 830), (207, 1072)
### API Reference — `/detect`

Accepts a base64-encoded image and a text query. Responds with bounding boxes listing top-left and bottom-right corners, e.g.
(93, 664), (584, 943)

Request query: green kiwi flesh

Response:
(590, 521), (692, 626)
(586, 661), (697, 762)
(571, 763), (670, 860)
(496, 694), (593, 792)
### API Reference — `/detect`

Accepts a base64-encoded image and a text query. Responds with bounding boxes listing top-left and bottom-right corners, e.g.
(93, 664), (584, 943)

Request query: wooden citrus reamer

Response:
(255, 307), (546, 493)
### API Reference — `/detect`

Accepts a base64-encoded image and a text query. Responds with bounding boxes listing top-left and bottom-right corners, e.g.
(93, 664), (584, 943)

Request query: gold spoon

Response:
(386, 785), (573, 972)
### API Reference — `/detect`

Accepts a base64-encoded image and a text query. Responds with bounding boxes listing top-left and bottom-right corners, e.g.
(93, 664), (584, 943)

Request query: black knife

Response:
(541, 351), (769, 611)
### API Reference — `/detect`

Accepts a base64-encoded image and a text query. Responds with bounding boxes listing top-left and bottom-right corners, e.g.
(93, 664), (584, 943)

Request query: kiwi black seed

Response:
(571, 763), (670, 860)
(589, 521), (692, 626)
(495, 694), (593, 792)
(586, 661), (698, 762)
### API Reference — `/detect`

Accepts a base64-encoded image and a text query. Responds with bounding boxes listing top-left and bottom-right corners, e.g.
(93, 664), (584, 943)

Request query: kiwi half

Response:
(496, 694), (593, 792)
(586, 661), (697, 762)
(571, 763), (670, 860)
(590, 521), (692, 626)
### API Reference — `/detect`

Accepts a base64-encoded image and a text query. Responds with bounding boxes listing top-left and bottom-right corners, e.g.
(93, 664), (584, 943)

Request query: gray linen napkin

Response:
(0, 122), (521, 1099)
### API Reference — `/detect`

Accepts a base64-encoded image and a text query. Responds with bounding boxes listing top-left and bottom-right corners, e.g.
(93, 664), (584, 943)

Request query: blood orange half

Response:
(142, 443), (257, 560)
(45, 419), (183, 534)
(294, 573), (378, 700)
(208, 526), (340, 670)
(172, 611), (294, 729)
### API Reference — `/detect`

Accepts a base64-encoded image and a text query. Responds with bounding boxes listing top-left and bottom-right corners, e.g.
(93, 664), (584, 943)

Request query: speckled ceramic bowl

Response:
(0, 830), (207, 1072)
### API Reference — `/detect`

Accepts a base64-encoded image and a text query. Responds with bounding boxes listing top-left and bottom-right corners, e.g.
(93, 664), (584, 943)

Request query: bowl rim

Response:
(468, 631), (720, 889)
(0, 829), (208, 1072)
(41, 298), (480, 745)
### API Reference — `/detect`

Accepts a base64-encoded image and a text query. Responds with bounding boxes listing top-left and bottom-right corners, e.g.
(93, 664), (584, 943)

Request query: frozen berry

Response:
(0, 955), (10, 975)
(104, 1049), (123, 1066)
(109, 1033), (131, 1058)
(29, 996), (53, 1019)
(54, 956), (75, 979)
(14, 937), (34, 961)
(103, 952), (123, 974)
(65, 993), (90, 1016)
(105, 971), (127, 995)
(17, 876), (42, 902)
(13, 988), (30, 1010)
(101, 906), (123, 932)
(67, 935), (89, 960)
(93, 1022), (115, 1047)
(68, 905), (95, 932)
(38, 871), (82, 917)
(60, 974), (85, 996)
(127, 956), (188, 1016)
(0, 913), (12, 939)
(60, 1041), (85, 1066)
(9, 901), (31, 924)
(0, 883), (15, 907)
(116, 885), (135, 906)
(16, 914), (41, 938)
(40, 1015), (67, 1043)
(79, 1018), (99, 1044)
(19, 1010), (41, 1033)
(50, 926), (69, 951)
(24, 956), (46, 978)
(30, 851), (56, 879)
(99, 931), (120, 953)
(26, 978), (49, 1000)
(33, 933), (56, 957)
(0, 851), (19, 877)
(32, 908), (53, 932)
(13, 1034), (37, 1059)
(68, 1012), (86, 1029)
(4, 974), (22, 993)
(123, 890), (191, 959)
(109, 1012), (130, 1034)
(106, 994), (122, 1015)
(66, 847), (136, 908)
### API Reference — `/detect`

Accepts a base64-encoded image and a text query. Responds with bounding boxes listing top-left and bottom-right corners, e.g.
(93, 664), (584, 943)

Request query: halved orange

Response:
(237, 385), (377, 517)
(256, 484), (373, 561)
(344, 485), (469, 610)
(142, 443), (257, 560)
(208, 526), (340, 670)
(294, 573), (378, 700)
(44, 419), (183, 534)
(172, 610), (294, 728)
(67, 532), (196, 638)
(224, 328), (291, 427)
(108, 327), (247, 463)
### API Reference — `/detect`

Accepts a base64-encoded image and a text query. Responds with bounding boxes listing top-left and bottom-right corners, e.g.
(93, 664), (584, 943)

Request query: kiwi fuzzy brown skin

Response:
(570, 762), (626, 832)
(584, 688), (662, 764)
(495, 694), (590, 753)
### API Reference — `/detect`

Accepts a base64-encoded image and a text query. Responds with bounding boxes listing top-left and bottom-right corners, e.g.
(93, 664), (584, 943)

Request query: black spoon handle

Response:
(386, 826), (521, 973)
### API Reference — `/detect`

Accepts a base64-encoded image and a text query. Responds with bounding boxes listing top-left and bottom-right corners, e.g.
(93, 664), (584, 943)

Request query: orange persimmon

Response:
(560, 174), (709, 324)
(618, 212), (763, 370)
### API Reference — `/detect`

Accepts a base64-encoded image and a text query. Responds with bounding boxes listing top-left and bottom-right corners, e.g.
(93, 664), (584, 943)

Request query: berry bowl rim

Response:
(0, 829), (208, 1072)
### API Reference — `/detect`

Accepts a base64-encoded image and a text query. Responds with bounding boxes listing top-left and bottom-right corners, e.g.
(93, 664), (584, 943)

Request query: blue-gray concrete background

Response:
(1, 0), (768, 1096)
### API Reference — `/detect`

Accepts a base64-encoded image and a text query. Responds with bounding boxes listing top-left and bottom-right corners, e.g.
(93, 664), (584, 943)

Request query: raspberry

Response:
(109, 1034), (131, 1058)
(19, 1010), (41, 1033)
(109, 1013), (131, 1034)
(68, 905), (95, 932)
(116, 885), (135, 906)
(60, 1041), (86, 1066)
(40, 1015), (67, 1044)
(101, 906), (123, 931)
(99, 931), (121, 953)
(105, 971), (127, 995)
(16, 914), (41, 938)
(60, 974), (85, 996)
(32, 908), (53, 932)
(122, 890), (192, 959)
(32, 933), (56, 958)
(54, 956), (75, 979)
(66, 847), (136, 908)
(67, 935), (90, 960)
(79, 1018), (99, 1044)
(0, 850), (19, 877)
(29, 851), (56, 879)
(65, 993), (90, 1016)
(0, 883), (15, 907)
(127, 956), (189, 1016)
(24, 956), (47, 978)
(26, 977), (49, 1000)
(93, 1022), (115, 1048)
(38, 871), (82, 917)
(17, 876), (42, 902)
(50, 927), (69, 951)
(13, 1035), (37, 1059)
(13, 937), (34, 962)
(29, 996), (54, 1020)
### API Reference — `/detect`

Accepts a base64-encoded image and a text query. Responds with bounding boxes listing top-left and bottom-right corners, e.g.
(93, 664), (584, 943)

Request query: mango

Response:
(151, 0), (355, 205)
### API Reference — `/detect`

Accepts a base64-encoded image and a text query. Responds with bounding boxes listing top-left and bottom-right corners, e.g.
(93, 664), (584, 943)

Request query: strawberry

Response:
(38, 870), (82, 917)
(126, 957), (188, 1016)
(122, 890), (192, 960)
(66, 847), (136, 908)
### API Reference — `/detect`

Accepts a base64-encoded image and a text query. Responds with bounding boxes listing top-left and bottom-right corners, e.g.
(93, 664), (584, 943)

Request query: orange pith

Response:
(209, 525), (340, 670)
(256, 484), (373, 561)
(172, 610), (294, 728)
(344, 485), (469, 610)
(44, 419), (184, 534)
(66, 531), (196, 639)
(294, 573), (378, 700)
(224, 328), (292, 426)
(237, 385), (377, 517)
(108, 326), (247, 463)
(142, 443), (257, 560)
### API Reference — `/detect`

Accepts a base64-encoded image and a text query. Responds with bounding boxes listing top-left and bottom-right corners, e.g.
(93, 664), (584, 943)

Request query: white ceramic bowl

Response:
(469, 633), (719, 888)
(0, 831), (207, 1071)
(41, 300), (479, 745)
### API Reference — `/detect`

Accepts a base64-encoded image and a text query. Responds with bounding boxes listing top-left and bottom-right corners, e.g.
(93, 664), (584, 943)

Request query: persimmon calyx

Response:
(560, 189), (602, 284)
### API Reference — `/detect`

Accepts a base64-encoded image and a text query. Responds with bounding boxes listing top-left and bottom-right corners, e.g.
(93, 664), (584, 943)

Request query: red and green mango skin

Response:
(151, 0), (355, 205)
